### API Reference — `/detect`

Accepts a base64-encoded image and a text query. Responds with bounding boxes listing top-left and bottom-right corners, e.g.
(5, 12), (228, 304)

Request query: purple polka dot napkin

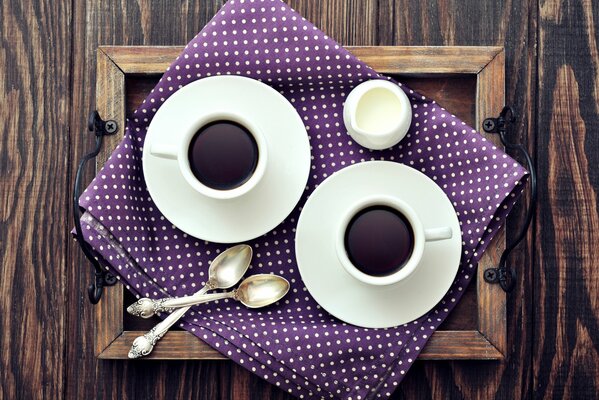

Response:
(77, 0), (529, 398)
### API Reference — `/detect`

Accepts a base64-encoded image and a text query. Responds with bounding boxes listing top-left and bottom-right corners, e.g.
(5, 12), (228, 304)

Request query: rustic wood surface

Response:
(1, 1), (596, 400)
(535, 1), (599, 399)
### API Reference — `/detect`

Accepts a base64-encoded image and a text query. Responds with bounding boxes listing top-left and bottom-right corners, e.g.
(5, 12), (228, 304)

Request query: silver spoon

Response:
(127, 244), (252, 318)
(148, 274), (291, 310)
(127, 244), (252, 359)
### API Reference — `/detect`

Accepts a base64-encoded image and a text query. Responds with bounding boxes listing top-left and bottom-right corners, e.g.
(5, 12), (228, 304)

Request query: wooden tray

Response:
(94, 46), (506, 360)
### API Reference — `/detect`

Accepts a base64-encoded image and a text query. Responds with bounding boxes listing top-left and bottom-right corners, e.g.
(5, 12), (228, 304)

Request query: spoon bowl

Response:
(235, 274), (290, 308)
(211, 244), (253, 289)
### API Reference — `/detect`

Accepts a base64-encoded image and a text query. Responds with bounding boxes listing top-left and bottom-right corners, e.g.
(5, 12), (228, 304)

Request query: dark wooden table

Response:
(1, 1), (597, 399)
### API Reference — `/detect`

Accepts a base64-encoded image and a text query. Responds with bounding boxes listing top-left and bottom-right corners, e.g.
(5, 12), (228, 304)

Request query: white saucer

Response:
(143, 76), (311, 243)
(295, 161), (462, 328)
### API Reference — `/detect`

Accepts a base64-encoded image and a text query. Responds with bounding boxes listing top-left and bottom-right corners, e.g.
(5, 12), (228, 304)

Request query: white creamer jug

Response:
(343, 79), (412, 150)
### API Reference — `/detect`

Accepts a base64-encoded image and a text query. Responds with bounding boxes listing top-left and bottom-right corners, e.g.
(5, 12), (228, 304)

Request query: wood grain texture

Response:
(101, 45), (502, 75)
(5, 0), (598, 398)
(535, 0), (599, 397)
(97, 329), (501, 361)
(476, 49), (507, 356)
(99, 331), (503, 360)
(0, 0), (71, 399)
(94, 49), (126, 356)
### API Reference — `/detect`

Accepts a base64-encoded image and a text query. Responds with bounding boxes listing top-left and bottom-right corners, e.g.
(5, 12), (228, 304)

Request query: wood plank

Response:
(0, 0), (71, 398)
(65, 0), (102, 397)
(417, 331), (502, 360)
(282, 0), (381, 47)
(98, 330), (501, 360)
(93, 50), (126, 356)
(476, 49), (507, 356)
(99, 331), (227, 360)
(101, 46), (182, 74)
(535, 0), (599, 397)
(351, 46), (502, 74)
(101, 45), (502, 75)
(95, 49), (126, 165)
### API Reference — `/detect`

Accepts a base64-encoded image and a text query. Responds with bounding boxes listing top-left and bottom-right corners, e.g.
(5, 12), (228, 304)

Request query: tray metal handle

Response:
(72, 111), (119, 304)
(482, 106), (537, 292)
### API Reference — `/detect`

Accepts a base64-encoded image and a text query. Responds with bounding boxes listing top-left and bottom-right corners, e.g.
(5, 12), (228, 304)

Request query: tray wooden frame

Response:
(94, 45), (506, 360)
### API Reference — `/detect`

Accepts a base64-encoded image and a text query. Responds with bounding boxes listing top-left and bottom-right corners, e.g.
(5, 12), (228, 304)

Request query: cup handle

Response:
(424, 227), (453, 242)
(150, 142), (178, 160)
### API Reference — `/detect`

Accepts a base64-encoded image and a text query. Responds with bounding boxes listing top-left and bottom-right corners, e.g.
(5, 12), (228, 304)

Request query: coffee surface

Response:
(188, 120), (258, 190)
(344, 206), (414, 277)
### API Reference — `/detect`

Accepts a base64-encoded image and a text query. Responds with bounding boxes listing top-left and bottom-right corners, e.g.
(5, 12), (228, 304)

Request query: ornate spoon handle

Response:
(159, 291), (235, 309)
(126, 297), (175, 317)
(127, 284), (231, 317)
(128, 289), (234, 358)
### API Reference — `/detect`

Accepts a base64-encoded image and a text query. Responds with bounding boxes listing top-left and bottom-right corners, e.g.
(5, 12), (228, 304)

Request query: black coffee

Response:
(188, 120), (259, 190)
(344, 206), (414, 277)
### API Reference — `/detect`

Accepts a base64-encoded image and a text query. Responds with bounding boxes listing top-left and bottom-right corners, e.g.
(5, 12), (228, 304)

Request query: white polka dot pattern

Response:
(76, 0), (529, 398)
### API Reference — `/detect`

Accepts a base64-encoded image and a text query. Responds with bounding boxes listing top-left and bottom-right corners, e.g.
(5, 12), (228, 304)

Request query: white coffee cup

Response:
(149, 110), (268, 200)
(343, 80), (412, 150)
(336, 195), (452, 286)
